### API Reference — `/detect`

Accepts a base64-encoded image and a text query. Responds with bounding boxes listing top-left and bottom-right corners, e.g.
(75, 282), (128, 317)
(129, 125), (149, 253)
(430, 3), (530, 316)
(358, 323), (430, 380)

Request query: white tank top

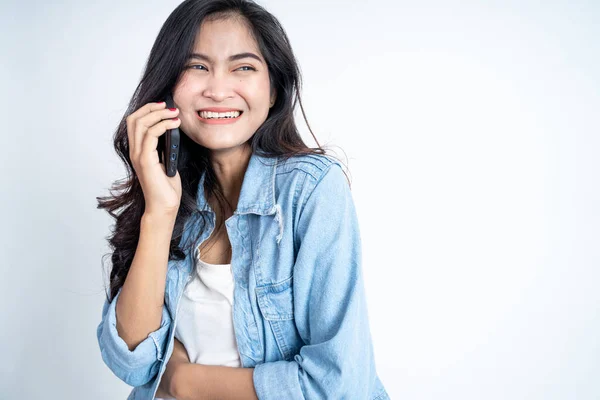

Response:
(155, 251), (241, 400)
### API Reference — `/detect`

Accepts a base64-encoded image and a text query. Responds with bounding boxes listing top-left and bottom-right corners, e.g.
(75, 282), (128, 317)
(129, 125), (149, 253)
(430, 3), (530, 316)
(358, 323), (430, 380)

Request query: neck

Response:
(209, 144), (252, 210)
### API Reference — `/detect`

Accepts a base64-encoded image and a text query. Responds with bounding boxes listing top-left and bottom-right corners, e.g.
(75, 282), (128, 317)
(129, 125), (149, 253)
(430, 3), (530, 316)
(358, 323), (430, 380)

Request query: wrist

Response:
(140, 212), (178, 237)
(142, 210), (178, 225)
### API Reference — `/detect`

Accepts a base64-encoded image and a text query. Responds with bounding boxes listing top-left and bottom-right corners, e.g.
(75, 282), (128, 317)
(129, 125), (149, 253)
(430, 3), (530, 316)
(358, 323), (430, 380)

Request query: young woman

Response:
(96, 0), (389, 398)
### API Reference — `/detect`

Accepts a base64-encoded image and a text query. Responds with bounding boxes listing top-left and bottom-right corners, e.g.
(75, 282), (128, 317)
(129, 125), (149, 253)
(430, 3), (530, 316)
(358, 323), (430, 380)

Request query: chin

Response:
(181, 124), (255, 148)
(196, 137), (253, 151)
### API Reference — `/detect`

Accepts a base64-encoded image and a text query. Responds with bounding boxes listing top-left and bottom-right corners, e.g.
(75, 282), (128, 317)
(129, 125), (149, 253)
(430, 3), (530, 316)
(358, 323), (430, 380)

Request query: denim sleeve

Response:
(96, 287), (172, 387)
(253, 162), (379, 399)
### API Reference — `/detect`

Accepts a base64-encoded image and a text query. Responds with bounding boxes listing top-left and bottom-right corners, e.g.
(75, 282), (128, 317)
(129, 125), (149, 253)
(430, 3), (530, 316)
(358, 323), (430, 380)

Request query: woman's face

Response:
(173, 18), (275, 153)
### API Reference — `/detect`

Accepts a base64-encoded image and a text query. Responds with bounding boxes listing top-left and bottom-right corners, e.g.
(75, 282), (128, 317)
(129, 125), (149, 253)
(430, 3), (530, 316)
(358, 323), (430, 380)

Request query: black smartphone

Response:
(164, 93), (180, 177)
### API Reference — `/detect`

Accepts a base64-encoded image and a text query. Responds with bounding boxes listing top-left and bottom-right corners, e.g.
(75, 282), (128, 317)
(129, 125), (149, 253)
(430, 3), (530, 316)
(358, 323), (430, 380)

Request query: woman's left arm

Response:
(251, 162), (380, 400)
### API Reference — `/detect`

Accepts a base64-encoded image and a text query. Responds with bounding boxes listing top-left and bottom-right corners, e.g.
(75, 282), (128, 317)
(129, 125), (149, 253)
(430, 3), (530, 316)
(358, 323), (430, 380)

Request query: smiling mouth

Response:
(197, 111), (244, 120)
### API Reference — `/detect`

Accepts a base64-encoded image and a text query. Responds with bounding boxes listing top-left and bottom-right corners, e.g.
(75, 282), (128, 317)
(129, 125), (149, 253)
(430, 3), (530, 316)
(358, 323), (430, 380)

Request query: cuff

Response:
(253, 360), (304, 400)
(97, 290), (171, 386)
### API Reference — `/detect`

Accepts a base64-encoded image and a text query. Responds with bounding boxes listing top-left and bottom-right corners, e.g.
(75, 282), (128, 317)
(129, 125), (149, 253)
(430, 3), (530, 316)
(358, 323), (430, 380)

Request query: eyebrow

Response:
(188, 52), (263, 64)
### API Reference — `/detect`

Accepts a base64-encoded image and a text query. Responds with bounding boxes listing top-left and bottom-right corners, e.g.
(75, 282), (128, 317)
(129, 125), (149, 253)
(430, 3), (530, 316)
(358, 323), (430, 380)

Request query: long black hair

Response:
(96, 0), (348, 302)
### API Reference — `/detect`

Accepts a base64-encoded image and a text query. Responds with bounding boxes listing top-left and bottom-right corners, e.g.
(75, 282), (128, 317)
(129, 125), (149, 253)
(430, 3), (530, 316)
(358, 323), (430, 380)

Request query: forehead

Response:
(193, 18), (260, 54)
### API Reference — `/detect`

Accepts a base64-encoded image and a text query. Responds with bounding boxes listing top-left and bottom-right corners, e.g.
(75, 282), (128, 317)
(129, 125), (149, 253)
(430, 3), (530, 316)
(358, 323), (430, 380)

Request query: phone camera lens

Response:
(170, 153), (177, 161)
(172, 144), (178, 148)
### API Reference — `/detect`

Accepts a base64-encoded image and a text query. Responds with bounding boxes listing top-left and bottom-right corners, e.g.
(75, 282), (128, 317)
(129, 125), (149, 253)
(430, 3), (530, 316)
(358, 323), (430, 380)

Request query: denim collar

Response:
(195, 152), (279, 216)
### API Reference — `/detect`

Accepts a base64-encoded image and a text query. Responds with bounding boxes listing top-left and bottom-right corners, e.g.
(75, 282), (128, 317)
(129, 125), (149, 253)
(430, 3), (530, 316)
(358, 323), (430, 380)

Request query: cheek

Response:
(173, 75), (192, 96)
(248, 92), (272, 111)
(243, 77), (272, 103)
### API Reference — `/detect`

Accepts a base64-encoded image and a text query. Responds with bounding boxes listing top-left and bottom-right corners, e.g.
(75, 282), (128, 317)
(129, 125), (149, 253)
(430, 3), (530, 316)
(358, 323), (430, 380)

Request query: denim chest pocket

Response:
(255, 275), (304, 361)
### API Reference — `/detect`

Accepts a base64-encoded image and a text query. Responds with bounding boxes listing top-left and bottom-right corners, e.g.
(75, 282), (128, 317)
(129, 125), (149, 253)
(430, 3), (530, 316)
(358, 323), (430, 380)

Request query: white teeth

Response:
(199, 111), (241, 119)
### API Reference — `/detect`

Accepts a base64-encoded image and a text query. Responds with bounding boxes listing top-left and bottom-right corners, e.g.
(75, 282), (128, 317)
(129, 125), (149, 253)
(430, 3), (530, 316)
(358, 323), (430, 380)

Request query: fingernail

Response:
(169, 108), (177, 111)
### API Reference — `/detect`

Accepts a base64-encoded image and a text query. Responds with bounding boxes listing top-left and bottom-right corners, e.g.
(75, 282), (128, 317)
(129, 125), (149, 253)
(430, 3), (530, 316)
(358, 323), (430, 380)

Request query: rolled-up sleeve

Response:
(96, 287), (172, 387)
(253, 162), (380, 399)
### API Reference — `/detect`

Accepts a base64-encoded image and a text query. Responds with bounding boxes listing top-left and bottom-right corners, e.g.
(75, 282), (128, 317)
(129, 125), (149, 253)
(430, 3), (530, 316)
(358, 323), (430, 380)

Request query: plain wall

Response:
(1, 0), (599, 399)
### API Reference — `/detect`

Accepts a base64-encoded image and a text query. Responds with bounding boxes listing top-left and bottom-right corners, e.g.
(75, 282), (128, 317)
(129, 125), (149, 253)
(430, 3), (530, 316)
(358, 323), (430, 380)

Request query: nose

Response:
(202, 72), (235, 102)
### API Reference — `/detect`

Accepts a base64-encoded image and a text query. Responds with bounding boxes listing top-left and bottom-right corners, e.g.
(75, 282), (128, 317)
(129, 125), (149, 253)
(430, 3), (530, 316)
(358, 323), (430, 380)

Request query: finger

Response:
(127, 102), (165, 157)
(128, 101), (168, 161)
(140, 117), (181, 166)
(129, 101), (166, 124)
(133, 107), (179, 161)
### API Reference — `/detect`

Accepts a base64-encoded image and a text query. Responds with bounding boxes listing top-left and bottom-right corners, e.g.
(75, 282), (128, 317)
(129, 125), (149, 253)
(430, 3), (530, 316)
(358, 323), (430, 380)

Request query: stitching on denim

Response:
(372, 388), (389, 400)
(273, 203), (284, 245)
(297, 163), (336, 223)
(149, 332), (163, 361)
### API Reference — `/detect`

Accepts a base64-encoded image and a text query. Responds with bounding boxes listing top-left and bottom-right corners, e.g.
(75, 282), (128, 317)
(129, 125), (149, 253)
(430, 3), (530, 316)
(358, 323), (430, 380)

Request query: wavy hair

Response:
(96, 0), (348, 302)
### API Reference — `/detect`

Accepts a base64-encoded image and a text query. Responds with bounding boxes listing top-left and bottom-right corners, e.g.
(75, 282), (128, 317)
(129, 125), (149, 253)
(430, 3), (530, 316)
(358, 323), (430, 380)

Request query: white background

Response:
(1, 0), (599, 399)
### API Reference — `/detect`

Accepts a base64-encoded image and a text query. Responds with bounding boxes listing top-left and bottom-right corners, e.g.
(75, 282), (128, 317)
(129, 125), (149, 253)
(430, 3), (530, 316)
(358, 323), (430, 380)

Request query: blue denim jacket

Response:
(97, 153), (390, 399)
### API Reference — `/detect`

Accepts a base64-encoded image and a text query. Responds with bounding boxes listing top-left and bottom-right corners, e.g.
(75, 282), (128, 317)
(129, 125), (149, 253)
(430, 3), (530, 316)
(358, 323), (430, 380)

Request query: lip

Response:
(196, 110), (243, 125)
(197, 107), (243, 112)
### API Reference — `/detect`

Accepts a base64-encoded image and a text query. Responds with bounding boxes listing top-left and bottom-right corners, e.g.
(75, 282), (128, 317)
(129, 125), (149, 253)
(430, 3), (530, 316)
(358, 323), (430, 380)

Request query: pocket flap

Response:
(255, 276), (294, 321)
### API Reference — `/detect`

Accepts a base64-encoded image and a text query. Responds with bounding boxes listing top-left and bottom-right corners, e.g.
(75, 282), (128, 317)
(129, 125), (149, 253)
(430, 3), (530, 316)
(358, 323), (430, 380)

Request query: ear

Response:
(270, 89), (277, 107)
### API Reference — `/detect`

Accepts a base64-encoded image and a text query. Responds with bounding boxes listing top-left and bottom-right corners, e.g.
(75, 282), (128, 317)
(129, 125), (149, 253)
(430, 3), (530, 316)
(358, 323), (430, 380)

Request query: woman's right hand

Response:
(126, 101), (182, 217)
